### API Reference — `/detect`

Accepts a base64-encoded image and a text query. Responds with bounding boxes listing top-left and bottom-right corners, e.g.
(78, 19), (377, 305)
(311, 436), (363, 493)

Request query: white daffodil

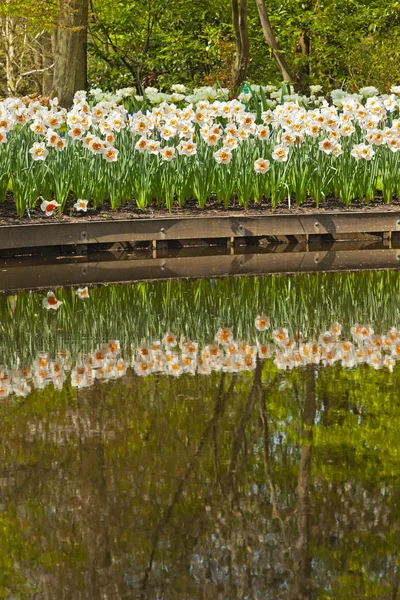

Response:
(74, 199), (88, 212)
(160, 146), (176, 161)
(255, 315), (270, 331)
(42, 291), (63, 310)
(76, 287), (89, 299)
(254, 158), (270, 174)
(271, 146), (289, 162)
(29, 142), (49, 161)
(214, 147), (232, 165)
(102, 146), (118, 162)
(40, 200), (60, 216)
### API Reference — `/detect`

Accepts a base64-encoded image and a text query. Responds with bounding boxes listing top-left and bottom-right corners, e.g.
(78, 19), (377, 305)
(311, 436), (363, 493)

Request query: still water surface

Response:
(1, 272), (400, 599)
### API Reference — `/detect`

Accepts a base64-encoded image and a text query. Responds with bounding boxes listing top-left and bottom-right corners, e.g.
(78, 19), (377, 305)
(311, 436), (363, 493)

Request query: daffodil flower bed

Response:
(0, 84), (399, 216)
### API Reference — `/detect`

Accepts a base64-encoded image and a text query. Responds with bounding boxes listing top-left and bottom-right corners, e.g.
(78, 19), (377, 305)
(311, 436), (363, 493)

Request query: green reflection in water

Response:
(1, 270), (400, 365)
(0, 271), (400, 598)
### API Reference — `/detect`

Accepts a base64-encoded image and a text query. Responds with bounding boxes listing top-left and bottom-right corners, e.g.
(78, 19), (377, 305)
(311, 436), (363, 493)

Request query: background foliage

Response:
(0, 0), (399, 96)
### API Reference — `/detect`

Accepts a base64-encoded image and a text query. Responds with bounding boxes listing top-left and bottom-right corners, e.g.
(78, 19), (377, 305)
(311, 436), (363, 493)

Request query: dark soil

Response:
(1, 192), (400, 226)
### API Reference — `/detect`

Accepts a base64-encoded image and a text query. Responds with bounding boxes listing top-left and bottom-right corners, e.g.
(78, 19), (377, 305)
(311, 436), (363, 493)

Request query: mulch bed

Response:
(1, 192), (400, 226)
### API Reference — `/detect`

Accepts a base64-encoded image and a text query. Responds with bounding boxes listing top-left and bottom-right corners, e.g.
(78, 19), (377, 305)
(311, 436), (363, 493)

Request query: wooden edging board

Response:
(1, 245), (400, 294)
(1, 211), (400, 251)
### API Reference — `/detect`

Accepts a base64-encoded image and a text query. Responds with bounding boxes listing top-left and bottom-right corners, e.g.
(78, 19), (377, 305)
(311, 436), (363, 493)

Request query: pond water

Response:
(1, 272), (400, 599)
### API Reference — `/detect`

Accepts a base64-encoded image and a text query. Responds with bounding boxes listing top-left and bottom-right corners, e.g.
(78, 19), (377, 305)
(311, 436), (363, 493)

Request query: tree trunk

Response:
(52, 0), (89, 107)
(33, 32), (54, 96)
(42, 32), (55, 97)
(298, 32), (310, 57)
(254, 0), (295, 82)
(296, 31), (311, 89)
(4, 16), (17, 95)
(290, 367), (316, 599)
(231, 0), (250, 92)
(227, 359), (262, 491)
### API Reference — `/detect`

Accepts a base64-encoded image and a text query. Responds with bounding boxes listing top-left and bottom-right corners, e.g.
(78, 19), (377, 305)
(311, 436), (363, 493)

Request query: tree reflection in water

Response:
(1, 357), (400, 599)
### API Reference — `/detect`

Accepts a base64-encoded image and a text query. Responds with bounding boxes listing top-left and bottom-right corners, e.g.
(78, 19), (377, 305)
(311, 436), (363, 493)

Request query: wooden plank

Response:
(1, 247), (400, 294)
(1, 211), (400, 250)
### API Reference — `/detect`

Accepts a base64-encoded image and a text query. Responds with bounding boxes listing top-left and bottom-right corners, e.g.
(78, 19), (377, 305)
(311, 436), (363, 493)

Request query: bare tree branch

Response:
(17, 63), (54, 80)
(254, 0), (295, 82)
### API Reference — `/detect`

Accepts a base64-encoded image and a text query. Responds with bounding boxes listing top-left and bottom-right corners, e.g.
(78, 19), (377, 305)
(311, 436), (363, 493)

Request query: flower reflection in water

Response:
(1, 322), (399, 400)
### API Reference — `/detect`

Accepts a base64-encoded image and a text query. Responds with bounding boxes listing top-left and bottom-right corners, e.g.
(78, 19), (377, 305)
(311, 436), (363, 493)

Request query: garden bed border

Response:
(1, 210), (400, 253)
